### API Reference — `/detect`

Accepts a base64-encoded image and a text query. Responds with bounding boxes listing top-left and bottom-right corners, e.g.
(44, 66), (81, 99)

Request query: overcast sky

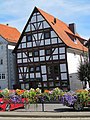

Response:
(0, 0), (90, 39)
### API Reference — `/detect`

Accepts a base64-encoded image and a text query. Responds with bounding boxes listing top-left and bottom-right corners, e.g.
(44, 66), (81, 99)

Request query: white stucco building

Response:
(0, 24), (20, 89)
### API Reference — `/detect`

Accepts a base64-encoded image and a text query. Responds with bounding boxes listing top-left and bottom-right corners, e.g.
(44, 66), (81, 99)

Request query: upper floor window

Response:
(0, 59), (3, 65)
(44, 31), (51, 39)
(2, 74), (5, 79)
(36, 66), (40, 72)
(26, 34), (32, 42)
(46, 49), (52, 55)
(0, 74), (1, 79)
(34, 51), (39, 57)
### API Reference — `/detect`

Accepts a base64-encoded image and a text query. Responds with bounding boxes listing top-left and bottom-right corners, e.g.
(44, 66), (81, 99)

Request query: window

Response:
(34, 51), (39, 57)
(36, 66), (40, 72)
(41, 66), (46, 74)
(54, 65), (59, 74)
(46, 49), (51, 55)
(28, 52), (32, 57)
(26, 34), (32, 42)
(40, 50), (44, 56)
(47, 66), (53, 74)
(0, 59), (3, 65)
(60, 64), (67, 72)
(2, 74), (5, 79)
(44, 31), (50, 39)
(59, 47), (65, 54)
(61, 73), (67, 80)
(29, 67), (34, 72)
(0, 74), (1, 79)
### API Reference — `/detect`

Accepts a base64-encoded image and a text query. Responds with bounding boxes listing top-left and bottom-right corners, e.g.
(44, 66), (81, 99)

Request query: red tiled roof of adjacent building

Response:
(0, 24), (20, 43)
(37, 7), (88, 52)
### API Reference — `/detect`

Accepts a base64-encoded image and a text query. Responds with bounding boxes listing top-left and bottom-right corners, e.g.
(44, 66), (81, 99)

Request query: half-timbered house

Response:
(13, 7), (88, 91)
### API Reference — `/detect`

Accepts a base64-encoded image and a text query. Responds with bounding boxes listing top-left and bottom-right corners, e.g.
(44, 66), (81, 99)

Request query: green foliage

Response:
(76, 90), (88, 104)
(77, 61), (90, 86)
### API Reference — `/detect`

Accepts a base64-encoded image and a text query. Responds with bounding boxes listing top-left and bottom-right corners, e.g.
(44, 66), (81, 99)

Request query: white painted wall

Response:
(0, 36), (16, 89)
(67, 48), (84, 91)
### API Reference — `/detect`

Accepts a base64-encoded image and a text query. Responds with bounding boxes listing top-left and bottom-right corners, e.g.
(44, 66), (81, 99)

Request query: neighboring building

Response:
(0, 24), (20, 89)
(13, 7), (88, 91)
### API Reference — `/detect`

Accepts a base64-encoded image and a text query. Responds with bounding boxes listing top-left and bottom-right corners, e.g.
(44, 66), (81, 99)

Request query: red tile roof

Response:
(0, 24), (20, 43)
(37, 7), (88, 52)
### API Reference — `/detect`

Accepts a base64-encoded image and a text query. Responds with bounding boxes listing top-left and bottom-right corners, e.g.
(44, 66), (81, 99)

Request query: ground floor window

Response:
(19, 62), (69, 91)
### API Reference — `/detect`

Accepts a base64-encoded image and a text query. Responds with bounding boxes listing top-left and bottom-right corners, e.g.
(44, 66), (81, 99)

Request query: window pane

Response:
(0, 74), (1, 79)
(53, 55), (58, 60)
(45, 39), (50, 45)
(28, 52), (32, 57)
(41, 66), (46, 74)
(40, 57), (45, 61)
(42, 75), (47, 81)
(30, 67), (34, 72)
(34, 51), (39, 56)
(36, 66), (40, 72)
(51, 38), (57, 44)
(23, 59), (27, 63)
(30, 73), (34, 78)
(21, 84), (24, 89)
(25, 84), (29, 89)
(59, 47), (65, 54)
(27, 42), (32, 47)
(17, 59), (22, 63)
(44, 31), (50, 39)
(40, 50), (44, 56)
(59, 54), (65, 59)
(34, 57), (39, 62)
(36, 73), (40, 78)
(61, 73), (67, 80)
(22, 43), (26, 48)
(27, 35), (32, 42)
(19, 74), (22, 79)
(47, 66), (53, 74)
(17, 53), (22, 58)
(46, 49), (51, 55)
(2, 74), (5, 79)
(60, 64), (67, 72)
(54, 65), (59, 74)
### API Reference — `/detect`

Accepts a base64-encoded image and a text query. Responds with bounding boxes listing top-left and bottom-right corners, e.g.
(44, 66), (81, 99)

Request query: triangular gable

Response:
(13, 7), (88, 52)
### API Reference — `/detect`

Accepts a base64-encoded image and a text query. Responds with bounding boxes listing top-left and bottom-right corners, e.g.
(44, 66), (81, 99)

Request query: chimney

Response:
(69, 23), (76, 34)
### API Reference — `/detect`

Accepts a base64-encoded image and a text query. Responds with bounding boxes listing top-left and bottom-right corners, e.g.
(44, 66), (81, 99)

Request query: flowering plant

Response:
(61, 91), (77, 106)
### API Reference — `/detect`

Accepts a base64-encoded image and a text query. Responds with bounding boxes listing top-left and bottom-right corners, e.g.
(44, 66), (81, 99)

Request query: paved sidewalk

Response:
(0, 111), (90, 118)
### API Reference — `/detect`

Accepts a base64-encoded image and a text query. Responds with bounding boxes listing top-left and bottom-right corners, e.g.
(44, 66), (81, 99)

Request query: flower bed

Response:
(0, 88), (90, 111)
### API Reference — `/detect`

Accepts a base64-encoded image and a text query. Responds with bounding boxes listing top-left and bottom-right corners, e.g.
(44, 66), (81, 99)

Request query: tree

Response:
(77, 61), (90, 88)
